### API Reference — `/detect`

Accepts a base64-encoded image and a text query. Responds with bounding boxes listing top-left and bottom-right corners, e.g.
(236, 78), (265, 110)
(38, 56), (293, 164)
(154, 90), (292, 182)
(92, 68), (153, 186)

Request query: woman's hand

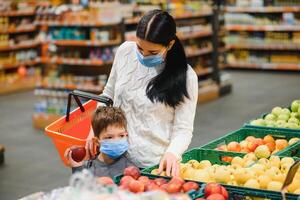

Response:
(158, 152), (180, 177)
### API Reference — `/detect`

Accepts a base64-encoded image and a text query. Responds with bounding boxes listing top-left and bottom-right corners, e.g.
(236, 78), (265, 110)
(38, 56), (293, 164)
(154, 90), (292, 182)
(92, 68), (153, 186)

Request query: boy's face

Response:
(98, 125), (127, 141)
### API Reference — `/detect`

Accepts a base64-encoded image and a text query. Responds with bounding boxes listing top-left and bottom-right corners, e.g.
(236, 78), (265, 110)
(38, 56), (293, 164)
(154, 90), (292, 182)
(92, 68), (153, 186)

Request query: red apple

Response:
(120, 175), (134, 186)
(265, 142), (276, 152)
(255, 138), (264, 146)
(227, 142), (241, 152)
(166, 182), (182, 193)
(160, 183), (168, 191)
(97, 177), (114, 185)
(247, 141), (259, 152)
(205, 183), (222, 197)
(138, 176), (150, 185)
(129, 180), (144, 193)
(263, 135), (275, 144)
(221, 156), (233, 163)
(207, 194), (226, 200)
(154, 178), (168, 186)
(221, 186), (228, 200)
(245, 136), (256, 143)
(145, 182), (161, 191)
(123, 166), (140, 180)
(169, 177), (185, 186)
(71, 146), (86, 162)
(182, 182), (199, 192)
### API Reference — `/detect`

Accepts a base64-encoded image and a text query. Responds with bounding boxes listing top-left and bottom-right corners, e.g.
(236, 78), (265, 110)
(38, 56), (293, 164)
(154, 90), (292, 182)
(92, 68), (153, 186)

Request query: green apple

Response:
(272, 107), (283, 116)
(288, 117), (299, 124)
(266, 120), (276, 127)
(291, 100), (300, 112)
(265, 113), (277, 121)
(282, 108), (291, 116)
(291, 112), (299, 119)
(276, 120), (287, 127)
(277, 114), (290, 122)
(250, 119), (266, 126)
(285, 122), (299, 129)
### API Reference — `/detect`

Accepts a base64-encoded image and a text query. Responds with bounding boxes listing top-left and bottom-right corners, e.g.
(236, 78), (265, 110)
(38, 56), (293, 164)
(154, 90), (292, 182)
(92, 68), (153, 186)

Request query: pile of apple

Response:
(250, 100), (300, 129)
(151, 153), (300, 194)
(214, 134), (299, 159)
(98, 166), (203, 195)
(195, 183), (229, 200)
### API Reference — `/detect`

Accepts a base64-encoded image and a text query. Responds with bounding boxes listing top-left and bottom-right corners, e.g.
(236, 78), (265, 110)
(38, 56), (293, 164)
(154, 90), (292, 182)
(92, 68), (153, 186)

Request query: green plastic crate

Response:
(113, 173), (205, 200)
(200, 127), (300, 156)
(142, 149), (300, 200)
(245, 110), (300, 133)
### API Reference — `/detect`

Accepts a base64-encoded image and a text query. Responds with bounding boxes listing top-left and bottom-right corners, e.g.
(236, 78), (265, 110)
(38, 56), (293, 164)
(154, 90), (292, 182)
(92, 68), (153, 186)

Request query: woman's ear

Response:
(167, 39), (176, 50)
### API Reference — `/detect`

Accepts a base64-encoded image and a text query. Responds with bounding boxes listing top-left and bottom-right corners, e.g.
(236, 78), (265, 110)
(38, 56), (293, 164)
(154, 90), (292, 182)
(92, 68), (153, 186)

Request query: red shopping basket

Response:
(45, 90), (113, 166)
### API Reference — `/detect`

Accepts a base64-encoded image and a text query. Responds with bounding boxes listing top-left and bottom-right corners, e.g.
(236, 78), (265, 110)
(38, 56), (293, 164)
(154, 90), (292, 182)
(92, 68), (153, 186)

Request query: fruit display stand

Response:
(141, 149), (300, 200)
(200, 127), (300, 157)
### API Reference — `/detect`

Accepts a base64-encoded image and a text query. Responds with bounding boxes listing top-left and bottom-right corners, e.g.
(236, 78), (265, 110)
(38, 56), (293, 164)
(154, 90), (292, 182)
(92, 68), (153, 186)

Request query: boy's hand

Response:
(85, 137), (100, 159)
(64, 147), (89, 168)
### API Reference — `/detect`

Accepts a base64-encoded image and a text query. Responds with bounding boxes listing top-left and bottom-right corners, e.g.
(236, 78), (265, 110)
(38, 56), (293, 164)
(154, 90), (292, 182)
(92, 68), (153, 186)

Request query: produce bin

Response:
(200, 127), (300, 156)
(141, 149), (300, 200)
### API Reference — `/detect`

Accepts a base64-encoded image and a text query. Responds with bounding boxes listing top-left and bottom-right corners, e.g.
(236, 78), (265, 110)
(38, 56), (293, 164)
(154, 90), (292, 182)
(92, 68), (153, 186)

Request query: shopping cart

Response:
(45, 90), (113, 166)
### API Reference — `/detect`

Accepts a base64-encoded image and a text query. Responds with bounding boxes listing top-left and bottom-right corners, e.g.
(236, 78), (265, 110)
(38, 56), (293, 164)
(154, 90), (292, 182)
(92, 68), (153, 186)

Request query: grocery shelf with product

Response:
(224, 0), (300, 71)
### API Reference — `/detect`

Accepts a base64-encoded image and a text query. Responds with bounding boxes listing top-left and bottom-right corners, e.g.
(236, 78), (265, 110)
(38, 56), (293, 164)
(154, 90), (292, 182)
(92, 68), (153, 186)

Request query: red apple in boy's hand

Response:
(97, 177), (114, 185)
(182, 181), (199, 192)
(129, 180), (144, 193)
(124, 166), (140, 179)
(71, 147), (86, 162)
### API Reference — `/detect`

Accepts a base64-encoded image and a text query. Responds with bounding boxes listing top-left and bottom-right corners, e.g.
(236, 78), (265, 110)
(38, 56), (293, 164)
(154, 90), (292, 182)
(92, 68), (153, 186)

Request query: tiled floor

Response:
(0, 70), (300, 199)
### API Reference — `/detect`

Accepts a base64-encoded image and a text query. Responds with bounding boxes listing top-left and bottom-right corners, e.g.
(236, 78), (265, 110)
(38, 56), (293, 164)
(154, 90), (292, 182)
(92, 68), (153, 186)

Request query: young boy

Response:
(65, 106), (136, 178)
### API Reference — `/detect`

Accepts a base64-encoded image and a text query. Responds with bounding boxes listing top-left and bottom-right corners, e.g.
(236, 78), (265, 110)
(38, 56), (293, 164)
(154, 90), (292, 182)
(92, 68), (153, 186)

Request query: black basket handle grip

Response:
(66, 90), (113, 122)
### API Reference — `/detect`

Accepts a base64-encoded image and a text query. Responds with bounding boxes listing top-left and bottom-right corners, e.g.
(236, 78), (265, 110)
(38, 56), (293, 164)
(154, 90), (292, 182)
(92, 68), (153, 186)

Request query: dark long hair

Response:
(136, 10), (189, 108)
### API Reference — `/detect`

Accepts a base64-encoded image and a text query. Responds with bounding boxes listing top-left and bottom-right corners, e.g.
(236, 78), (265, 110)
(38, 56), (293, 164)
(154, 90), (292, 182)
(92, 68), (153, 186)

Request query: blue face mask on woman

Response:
(136, 48), (166, 68)
(100, 138), (129, 159)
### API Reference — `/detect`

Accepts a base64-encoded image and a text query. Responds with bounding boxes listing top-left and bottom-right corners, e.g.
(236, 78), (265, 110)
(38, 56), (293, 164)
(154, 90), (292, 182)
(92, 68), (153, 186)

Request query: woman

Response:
(89, 10), (198, 177)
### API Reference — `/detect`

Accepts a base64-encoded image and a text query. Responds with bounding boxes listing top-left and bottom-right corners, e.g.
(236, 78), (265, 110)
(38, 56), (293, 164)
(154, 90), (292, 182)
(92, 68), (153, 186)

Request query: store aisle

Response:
(0, 71), (300, 199)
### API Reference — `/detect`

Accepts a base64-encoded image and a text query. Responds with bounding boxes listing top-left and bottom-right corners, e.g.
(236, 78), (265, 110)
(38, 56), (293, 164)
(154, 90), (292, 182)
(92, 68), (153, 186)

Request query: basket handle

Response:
(66, 90), (113, 122)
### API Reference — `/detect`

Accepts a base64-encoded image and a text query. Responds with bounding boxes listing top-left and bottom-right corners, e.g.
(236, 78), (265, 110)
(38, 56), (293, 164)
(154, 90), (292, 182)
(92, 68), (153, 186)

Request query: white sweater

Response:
(102, 41), (198, 167)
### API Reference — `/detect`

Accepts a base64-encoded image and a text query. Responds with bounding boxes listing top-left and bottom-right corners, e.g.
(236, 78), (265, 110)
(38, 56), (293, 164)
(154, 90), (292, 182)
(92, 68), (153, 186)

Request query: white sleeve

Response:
(97, 42), (128, 107)
(166, 69), (198, 159)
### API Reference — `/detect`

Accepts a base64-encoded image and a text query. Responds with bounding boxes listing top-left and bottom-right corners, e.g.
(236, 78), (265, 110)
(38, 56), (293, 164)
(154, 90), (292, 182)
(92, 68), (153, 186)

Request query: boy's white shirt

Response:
(96, 41), (198, 168)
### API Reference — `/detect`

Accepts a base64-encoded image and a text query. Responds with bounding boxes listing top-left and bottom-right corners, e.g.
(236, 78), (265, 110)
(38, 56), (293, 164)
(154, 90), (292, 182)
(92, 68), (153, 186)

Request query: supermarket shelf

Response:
(48, 39), (121, 47)
(0, 25), (36, 34)
(35, 21), (121, 27)
(227, 62), (300, 70)
(194, 67), (213, 76)
(124, 12), (213, 25)
(178, 30), (212, 40)
(226, 43), (300, 50)
(0, 41), (40, 52)
(41, 57), (113, 67)
(225, 24), (300, 32)
(186, 47), (213, 58)
(0, 58), (41, 70)
(0, 10), (35, 17)
(225, 6), (300, 13)
(173, 12), (213, 20)
(0, 77), (37, 95)
(32, 113), (62, 129)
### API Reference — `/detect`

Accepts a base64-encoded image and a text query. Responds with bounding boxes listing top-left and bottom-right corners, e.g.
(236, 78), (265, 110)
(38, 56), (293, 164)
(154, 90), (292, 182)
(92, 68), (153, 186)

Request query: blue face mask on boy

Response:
(136, 48), (166, 68)
(100, 138), (129, 159)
